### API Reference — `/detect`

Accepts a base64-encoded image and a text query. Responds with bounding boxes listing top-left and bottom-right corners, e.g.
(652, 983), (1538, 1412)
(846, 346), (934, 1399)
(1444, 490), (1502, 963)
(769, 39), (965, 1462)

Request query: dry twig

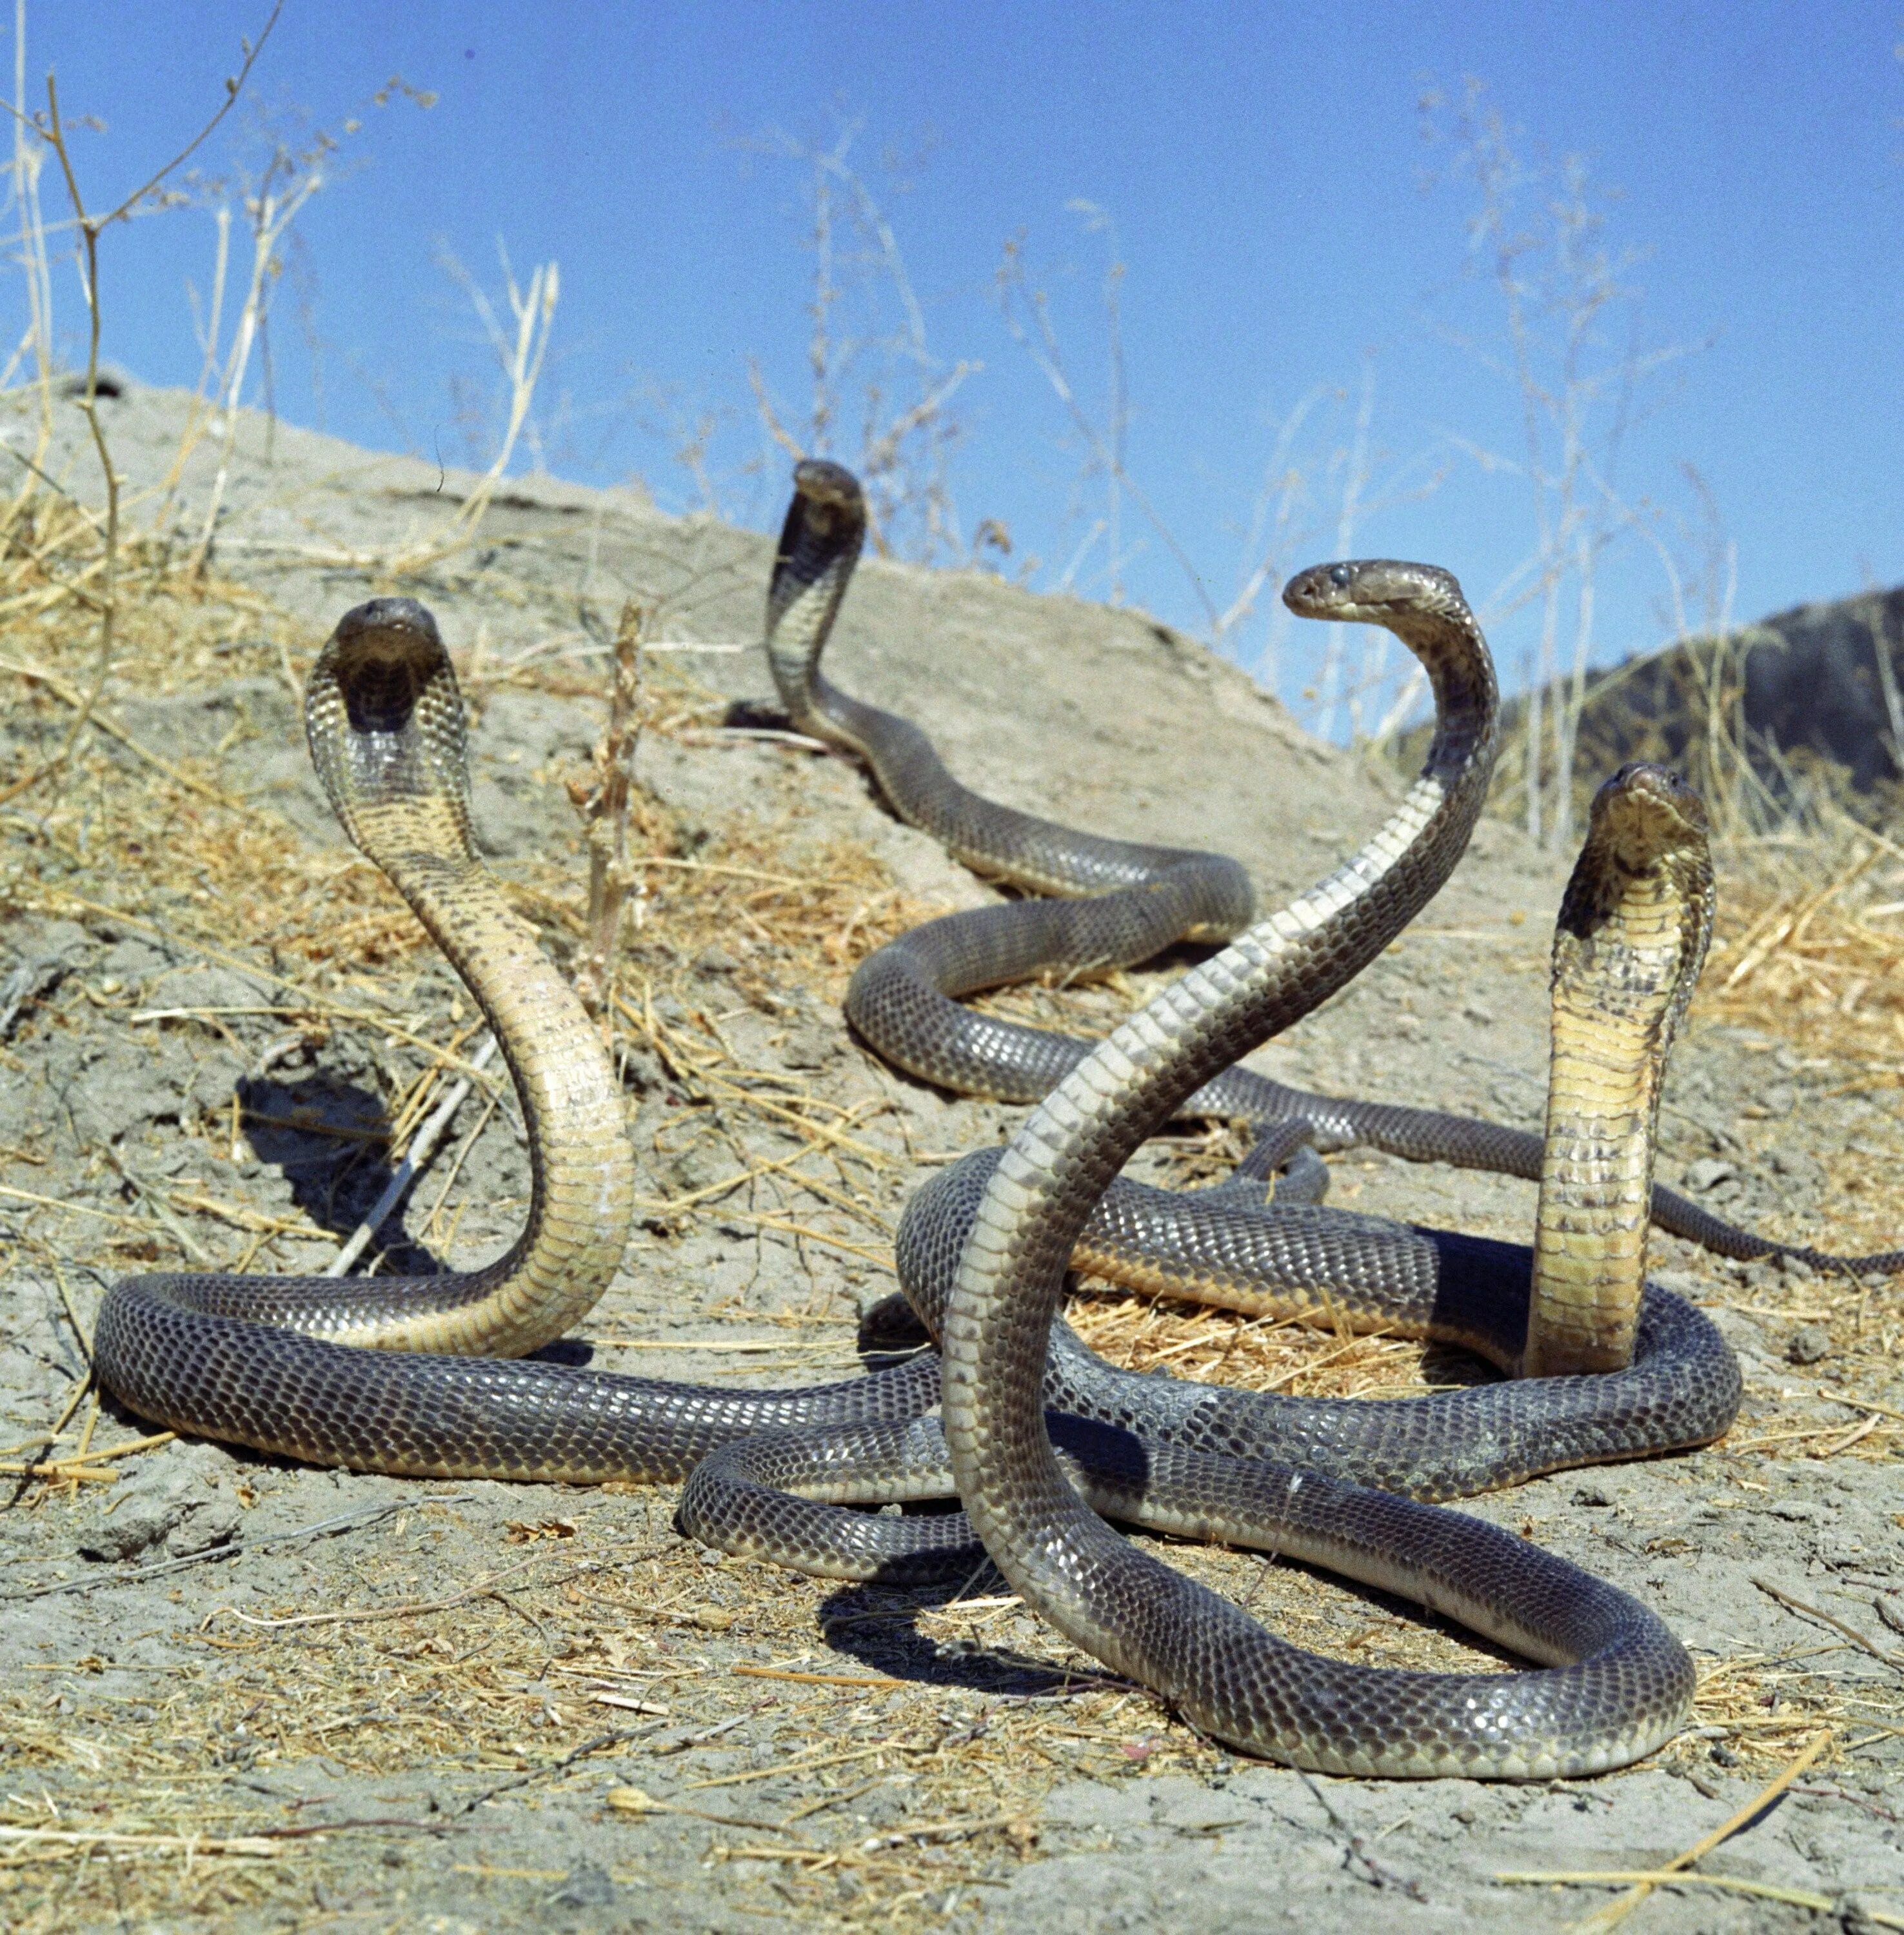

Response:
(565, 600), (648, 1017)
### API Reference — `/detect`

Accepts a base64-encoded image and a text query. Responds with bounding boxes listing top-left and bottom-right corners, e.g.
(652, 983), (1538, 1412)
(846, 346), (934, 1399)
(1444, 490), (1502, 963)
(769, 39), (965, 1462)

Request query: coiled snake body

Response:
(94, 522), (1741, 1781)
(935, 729), (1713, 1776)
(693, 504), (1746, 1774)
(95, 601), (944, 1480)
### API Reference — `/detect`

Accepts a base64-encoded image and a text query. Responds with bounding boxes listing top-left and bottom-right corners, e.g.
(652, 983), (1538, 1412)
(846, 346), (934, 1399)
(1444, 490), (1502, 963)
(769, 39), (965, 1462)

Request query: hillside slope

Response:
(0, 385), (1898, 1932)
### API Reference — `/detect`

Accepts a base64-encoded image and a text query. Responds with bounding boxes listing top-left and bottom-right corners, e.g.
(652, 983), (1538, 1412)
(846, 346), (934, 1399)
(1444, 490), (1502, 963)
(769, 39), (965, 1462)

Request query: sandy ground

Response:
(1, 386), (1901, 1931)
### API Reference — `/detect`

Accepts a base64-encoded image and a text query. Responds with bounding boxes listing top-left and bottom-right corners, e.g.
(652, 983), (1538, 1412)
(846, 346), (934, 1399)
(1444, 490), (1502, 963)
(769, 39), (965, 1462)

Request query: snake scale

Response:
(95, 601), (944, 1480)
(87, 468), (1819, 1776)
(688, 501), (1743, 1775)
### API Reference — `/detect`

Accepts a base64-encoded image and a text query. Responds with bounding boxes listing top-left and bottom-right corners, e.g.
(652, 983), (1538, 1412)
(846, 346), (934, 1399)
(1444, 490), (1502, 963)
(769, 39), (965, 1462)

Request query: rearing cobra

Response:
(766, 460), (1904, 1281)
(95, 553), (1721, 1781)
(684, 506), (1736, 1775)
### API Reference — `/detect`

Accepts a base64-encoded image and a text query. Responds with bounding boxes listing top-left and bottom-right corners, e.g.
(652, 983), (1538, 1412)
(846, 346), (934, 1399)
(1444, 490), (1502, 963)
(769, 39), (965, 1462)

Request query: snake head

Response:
(785, 459), (866, 548)
(773, 461), (868, 602)
(306, 597), (474, 855)
(1555, 760), (1714, 1008)
(1282, 559), (1467, 625)
(1587, 762), (1709, 878)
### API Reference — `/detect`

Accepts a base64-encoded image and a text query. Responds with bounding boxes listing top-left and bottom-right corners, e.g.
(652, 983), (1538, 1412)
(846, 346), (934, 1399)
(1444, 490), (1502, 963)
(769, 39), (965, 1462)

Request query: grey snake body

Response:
(769, 463), (1901, 1280)
(95, 602), (945, 1482)
(932, 555), (1703, 1778)
(90, 507), (1749, 1780)
(693, 482), (1747, 1776)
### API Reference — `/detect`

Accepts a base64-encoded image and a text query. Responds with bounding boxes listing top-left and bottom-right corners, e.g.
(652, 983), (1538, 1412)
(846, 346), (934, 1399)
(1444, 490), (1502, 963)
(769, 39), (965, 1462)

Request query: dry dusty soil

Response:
(1, 387), (1901, 1932)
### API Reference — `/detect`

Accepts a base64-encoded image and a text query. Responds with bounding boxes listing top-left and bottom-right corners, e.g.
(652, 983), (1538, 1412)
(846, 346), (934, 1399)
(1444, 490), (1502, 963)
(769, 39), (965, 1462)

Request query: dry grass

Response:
(1703, 832), (1904, 1096)
(1669, 828), (1904, 1464)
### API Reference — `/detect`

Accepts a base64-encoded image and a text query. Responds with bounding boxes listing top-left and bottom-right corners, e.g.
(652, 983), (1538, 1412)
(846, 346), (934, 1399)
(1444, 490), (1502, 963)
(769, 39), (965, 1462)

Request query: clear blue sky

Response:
(19, 2), (1904, 731)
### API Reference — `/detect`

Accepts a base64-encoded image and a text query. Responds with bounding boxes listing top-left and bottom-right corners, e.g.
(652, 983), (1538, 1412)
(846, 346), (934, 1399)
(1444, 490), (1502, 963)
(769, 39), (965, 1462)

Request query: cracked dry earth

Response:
(1, 386), (1901, 1932)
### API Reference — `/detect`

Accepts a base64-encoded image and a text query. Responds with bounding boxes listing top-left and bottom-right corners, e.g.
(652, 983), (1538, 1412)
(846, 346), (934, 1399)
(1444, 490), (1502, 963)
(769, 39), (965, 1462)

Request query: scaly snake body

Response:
(936, 560), (1703, 1778)
(771, 462), (1901, 1279)
(95, 601), (944, 1479)
(95, 531), (1741, 1780)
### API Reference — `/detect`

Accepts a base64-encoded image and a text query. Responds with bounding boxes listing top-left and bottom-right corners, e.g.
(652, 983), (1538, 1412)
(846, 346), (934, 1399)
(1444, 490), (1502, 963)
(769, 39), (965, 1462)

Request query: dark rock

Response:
(1787, 1323), (1832, 1365)
(78, 1444), (241, 1562)
(548, 1860), (617, 1910)
(1493, 582), (1904, 807)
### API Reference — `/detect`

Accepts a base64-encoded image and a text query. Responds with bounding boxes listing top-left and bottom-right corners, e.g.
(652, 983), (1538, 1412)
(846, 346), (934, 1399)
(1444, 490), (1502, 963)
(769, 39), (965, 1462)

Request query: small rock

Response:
(1684, 1157), (1737, 1195)
(156, 964), (275, 1010)
(778, 1023), (836, 1070)
(1572, 1484), (1614, 1508)
(71, 1062), (189, 1144)
(190, 1050), (249, 1113)
(667, 1142), (730, 1195)
(78, 1443), (241, 1562)
(547, 1861), (617, 1910)
(1461, 998), (1494, 1026)
(1649, 1268), (1704, 1298)
(0, 951), (78, 1042)
(1786, 1324), (1832, 1365)
(1767, 1146), (1824, 1192)
(96, 937), (171, 985)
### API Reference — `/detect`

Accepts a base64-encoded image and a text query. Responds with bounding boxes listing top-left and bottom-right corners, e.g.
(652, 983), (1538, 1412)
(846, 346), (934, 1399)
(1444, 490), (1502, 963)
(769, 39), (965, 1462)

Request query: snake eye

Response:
(1328, 564), (1352, 589)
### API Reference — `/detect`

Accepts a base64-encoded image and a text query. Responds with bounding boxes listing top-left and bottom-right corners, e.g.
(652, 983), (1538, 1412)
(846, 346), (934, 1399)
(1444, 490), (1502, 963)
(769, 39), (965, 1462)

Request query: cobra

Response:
(94, 600), (944, 1480)
(684, 539), (1732, 1776)
(90, 570), (1716, 1779)
(768, 459), (1904, 1281)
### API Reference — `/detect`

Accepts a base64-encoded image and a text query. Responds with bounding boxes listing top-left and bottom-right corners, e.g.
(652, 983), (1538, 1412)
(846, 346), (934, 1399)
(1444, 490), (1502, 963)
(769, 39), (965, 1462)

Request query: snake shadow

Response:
(233, 1072), (590, 1367)
(815, 1507), (1527, 1701)
(235, 1073), (442, 1277)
